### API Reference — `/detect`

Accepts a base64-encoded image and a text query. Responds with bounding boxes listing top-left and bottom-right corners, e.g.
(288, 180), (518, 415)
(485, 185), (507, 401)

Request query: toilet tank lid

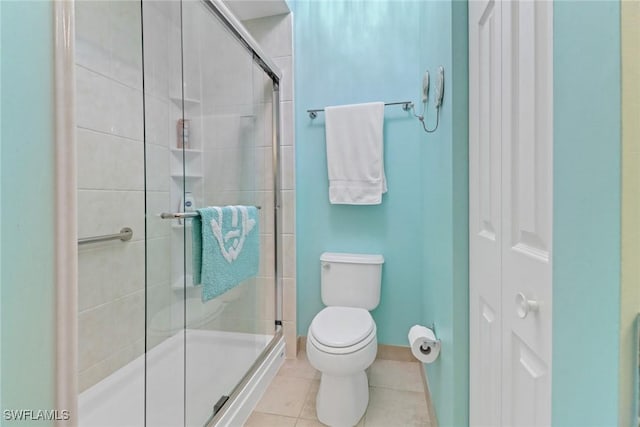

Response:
(320, 252), (384, 264)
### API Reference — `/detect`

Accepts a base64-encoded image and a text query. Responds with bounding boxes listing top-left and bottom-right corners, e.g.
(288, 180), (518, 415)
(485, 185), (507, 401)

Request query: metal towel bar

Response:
(78, 227), (133, 245)
(306, 101), (414, 119)
(160, 206), (261, 220)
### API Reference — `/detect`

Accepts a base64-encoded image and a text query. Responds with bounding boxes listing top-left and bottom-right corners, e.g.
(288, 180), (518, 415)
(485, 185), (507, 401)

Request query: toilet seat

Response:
(309, 307), (376, 355)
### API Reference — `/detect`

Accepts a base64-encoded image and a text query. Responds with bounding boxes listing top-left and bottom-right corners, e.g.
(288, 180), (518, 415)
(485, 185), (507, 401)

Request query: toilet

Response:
(306, 252), (384, 426)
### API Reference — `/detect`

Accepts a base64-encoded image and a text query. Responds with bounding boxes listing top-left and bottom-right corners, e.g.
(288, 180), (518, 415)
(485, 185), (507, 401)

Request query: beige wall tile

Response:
(77, 128), (144, 191)
(281, 145), (295, 190)
(259, 277), (277, 323)
(145, 143), (170, 191)
(78, 304), (112, 372)
(146, 237), (171, 287)
(78, 240), (145, 311)
(282, 190), (295, 234)
(107, 338), (144, 377)
(144, 94), (170, 147)
(78, 358), (111, 392)
(146, 191), (172, 239)
(110, 76), (144, 140)
(76, 65), (113, 134)
(283, 277), (297, 322)
(283, 234), (296, 278)
(283, 320), (297, 359)
(260, 234), (276, 278)
(243, 14), (293, 58)
(111, 290), (145, 349)
(75, 0), (111, 75)
(273, 55), (293, 102)
(77, 189), (145, 241)
(110, 0), (143, 90)
(280, 100), (294, 147)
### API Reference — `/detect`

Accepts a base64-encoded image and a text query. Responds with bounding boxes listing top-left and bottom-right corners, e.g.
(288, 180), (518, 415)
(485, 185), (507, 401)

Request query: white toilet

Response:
(306, 252), (384, 426)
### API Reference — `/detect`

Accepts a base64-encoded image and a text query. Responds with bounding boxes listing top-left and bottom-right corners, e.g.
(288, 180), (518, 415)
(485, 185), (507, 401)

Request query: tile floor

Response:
(246, 351), (432, 427)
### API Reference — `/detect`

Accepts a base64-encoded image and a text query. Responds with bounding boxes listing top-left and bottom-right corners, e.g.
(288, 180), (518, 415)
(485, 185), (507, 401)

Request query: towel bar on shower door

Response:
(160, 206), (262, 220)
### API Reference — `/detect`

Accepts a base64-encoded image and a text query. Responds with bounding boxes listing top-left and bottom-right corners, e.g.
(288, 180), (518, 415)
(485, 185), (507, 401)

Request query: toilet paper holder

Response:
(419, 323), (440, 354)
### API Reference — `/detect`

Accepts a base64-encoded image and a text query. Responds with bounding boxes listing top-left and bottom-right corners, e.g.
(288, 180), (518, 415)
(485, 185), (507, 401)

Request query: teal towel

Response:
(192, 206), (260, 302)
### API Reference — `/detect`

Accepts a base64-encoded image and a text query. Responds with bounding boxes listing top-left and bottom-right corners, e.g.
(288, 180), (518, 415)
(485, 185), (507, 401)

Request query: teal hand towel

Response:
(192, 206), (260, 302)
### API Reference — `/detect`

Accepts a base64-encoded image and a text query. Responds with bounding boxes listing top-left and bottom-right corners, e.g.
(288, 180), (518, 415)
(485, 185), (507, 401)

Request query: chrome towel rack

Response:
(160, 206), (261, 220)
(307, 101), (414, 119)
(78, 227), (133, 245)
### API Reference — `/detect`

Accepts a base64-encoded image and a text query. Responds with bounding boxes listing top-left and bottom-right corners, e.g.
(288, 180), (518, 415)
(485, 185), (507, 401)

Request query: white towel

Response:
(324, 102), (387, 205)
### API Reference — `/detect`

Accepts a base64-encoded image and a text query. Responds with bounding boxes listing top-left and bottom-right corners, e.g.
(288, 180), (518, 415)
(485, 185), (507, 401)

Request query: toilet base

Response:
(316, 370), (368, 427)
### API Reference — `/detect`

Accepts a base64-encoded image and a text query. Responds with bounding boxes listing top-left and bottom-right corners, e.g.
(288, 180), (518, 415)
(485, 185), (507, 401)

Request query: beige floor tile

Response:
(278, 351), (320, 380)
(254, 375), (313, 417)
(294, 415), (363, 427)
(244, 411), (297, 427)
(295, 419), (326, 427)
(299, 379), (366, 426)
(367, 359), (424, 393)
(364, 387), (430, 427)
(298, 379), (320, 420)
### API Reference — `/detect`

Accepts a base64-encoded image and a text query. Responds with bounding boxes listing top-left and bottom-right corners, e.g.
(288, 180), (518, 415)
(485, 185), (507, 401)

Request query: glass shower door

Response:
(143, 0), (187, 425)
(181, 2), (278, 426)
(143, 1), (279, 425)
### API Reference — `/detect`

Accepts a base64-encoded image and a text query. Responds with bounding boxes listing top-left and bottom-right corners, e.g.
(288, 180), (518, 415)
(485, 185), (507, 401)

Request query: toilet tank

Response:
(320, 252), (384, 310)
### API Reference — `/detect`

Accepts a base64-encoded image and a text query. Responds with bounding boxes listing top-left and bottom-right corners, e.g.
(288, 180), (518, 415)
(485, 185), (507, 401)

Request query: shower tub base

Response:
(79, 329), (284, 427)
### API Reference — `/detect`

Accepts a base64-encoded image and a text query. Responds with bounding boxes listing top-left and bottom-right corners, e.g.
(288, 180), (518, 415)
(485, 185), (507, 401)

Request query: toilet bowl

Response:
(305, 253), (384, 427)
(307, 306), (377, 426)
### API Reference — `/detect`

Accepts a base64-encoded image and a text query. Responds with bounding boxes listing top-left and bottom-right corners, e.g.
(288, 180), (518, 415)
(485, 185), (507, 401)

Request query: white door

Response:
(469, 0), (503, 425)
(469, 1), (553, 425)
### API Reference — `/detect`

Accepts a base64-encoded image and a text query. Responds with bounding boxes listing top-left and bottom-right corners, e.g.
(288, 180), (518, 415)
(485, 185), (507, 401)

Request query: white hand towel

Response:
(324, 102), (387, 205)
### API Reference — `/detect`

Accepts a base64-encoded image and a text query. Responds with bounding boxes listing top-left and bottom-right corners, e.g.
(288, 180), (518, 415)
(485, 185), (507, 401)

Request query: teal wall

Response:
(0, 0), (3, 417)
(292, 0), (469, 423)
(419, 2), (468, 426)
(1, 1), (56, 424)
(293, 0), (425, 345)
(552, 2), (622, 426)
(0, 0), (3, 416)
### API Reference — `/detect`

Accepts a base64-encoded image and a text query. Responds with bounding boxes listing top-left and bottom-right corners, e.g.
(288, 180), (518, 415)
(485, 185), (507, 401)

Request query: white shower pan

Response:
(79, 329), (283, 427)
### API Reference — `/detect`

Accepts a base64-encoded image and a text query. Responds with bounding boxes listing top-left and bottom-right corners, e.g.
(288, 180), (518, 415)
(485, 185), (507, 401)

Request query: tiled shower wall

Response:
(75, 0), (146, 391)
(75, 2), (297, 392)
(244, 12), (297, 358)
(182, 0), (279, 339)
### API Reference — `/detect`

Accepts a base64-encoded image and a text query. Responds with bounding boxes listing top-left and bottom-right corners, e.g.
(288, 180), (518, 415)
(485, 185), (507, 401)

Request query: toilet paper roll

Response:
(408, 325), (440, 364)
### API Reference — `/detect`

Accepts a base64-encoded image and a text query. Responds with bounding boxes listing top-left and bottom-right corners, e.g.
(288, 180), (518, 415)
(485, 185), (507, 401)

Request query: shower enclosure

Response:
(76, 1), (283, 425)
